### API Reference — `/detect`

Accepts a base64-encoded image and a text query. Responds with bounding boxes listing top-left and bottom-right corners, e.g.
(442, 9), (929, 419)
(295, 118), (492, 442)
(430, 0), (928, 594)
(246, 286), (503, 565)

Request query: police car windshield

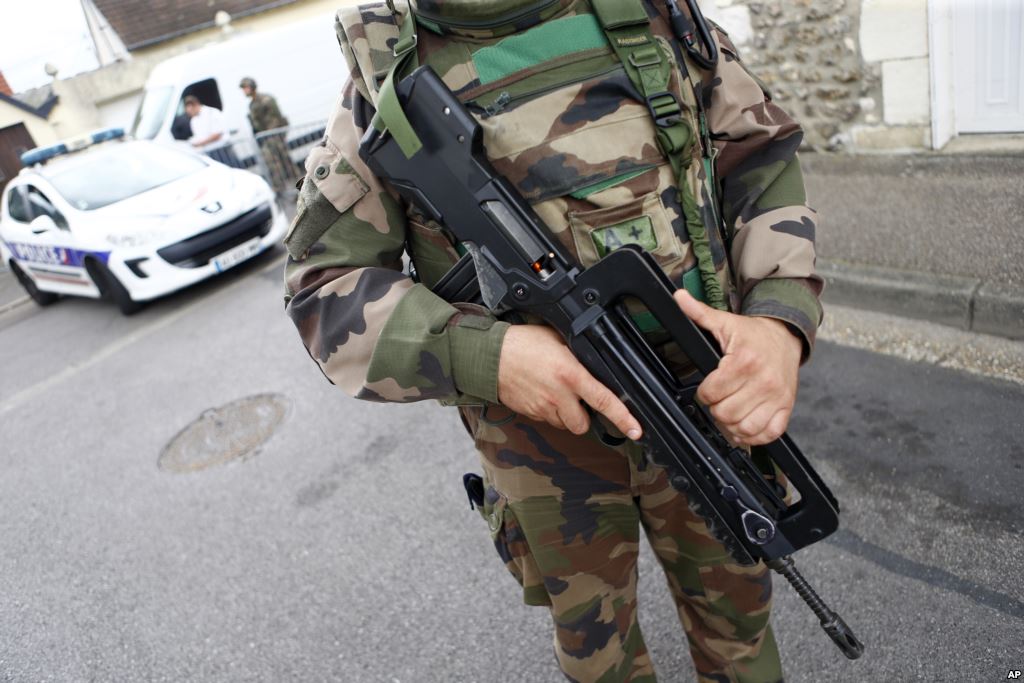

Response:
(46, 143), (208, 211)
(132, 86), (174, 140)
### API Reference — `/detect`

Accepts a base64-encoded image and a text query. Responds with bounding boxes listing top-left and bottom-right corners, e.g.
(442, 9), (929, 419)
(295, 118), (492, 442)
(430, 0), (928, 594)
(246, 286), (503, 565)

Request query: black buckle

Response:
(645, 91), (682, 128)
(462, 473), (484, 510)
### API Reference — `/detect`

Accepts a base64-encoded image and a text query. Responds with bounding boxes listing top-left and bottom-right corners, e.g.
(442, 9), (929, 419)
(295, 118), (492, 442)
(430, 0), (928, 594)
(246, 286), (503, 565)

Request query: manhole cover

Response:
(159, 393), (290, 473)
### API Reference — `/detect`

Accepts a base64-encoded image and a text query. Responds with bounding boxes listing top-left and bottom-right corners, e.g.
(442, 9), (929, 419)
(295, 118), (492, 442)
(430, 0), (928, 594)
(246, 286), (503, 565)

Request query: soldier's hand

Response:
(674, 290), (803, 446)
(497, 324), (643, 440)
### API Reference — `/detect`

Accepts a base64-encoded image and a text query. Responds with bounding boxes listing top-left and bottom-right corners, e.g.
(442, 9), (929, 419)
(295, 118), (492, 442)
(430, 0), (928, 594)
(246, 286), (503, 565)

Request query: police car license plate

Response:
(213, 237), (261, 272)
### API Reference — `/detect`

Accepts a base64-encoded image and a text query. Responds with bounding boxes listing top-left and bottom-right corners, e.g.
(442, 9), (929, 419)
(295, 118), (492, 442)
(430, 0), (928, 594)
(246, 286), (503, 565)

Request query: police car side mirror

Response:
(29, 215), (58, 234)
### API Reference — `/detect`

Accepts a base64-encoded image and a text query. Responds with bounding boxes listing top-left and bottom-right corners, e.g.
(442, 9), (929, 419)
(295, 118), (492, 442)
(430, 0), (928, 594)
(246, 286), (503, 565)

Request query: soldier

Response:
(284, 2), (822, 681)
(240, 76), (293, 196)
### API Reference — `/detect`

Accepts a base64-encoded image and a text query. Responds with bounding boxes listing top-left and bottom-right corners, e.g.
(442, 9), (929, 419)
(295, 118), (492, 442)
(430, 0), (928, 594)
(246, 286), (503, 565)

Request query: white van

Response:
(130, 14), (347, 146)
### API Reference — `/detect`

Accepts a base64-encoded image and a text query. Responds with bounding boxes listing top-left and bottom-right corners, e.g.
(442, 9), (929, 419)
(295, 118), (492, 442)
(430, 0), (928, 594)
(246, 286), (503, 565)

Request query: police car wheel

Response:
(86, 259), (143, 316)
(9, 260), (58, 307)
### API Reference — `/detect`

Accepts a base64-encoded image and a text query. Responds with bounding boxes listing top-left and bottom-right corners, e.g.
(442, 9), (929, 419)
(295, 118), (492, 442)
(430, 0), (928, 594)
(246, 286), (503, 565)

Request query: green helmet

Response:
(239, 77), (257, 90)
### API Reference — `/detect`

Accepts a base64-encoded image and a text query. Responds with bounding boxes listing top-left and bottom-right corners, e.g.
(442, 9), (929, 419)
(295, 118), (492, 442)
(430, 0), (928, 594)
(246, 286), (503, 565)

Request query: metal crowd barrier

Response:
(202, 120), (327, 198)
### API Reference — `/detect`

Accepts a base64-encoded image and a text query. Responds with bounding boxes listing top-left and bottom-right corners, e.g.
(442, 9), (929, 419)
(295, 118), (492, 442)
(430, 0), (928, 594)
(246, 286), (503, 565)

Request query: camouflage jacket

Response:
(283, 0), (823, 407)
(249, 92), (288, 133)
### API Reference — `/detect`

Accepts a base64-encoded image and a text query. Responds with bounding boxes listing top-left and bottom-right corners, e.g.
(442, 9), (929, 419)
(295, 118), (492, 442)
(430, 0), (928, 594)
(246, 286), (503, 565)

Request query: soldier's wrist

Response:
(450, 316), (511, 403)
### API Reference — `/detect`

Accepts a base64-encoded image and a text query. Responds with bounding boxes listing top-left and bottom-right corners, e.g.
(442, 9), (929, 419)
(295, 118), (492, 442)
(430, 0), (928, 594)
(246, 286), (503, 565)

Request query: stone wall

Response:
(705, 0), (943, 152)
(708, 0), (882, 151)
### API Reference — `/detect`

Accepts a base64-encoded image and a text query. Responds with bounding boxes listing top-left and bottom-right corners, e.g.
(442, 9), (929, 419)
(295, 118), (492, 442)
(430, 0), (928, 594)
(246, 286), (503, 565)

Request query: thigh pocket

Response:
(482, 486), (551, 607)
(568, 191), (686, 273)
(694, 560), (773, 640)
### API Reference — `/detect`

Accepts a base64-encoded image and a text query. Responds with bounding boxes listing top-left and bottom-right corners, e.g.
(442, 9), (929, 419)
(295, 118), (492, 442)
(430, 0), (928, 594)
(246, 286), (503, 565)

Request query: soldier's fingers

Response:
(574, 371), (643, 440)
(556, 398), (591, 436)
(674, 289), (728, 338)
(700, 374), (757, 421)
(744, 408), (791, 446)
(709, 388), (769, 432)
(732, 403), (779, 441)
(718, 425), (747, 447)
(697, 362), (749, 406)
(536, 407), (567, 432)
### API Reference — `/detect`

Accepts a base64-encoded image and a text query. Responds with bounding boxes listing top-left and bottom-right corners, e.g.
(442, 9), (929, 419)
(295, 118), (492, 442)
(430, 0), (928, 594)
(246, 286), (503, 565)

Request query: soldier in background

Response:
(283, 2), (823, 681)
(240, 77), (293, 196)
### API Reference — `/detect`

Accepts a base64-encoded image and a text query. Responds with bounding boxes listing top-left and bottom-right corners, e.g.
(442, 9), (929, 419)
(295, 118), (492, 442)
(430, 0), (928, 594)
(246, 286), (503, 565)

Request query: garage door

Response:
(0, 123), (36, 192)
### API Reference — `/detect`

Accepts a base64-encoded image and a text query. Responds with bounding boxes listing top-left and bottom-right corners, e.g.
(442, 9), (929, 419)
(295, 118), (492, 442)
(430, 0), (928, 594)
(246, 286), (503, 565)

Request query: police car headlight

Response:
(106, 233), (155, 248)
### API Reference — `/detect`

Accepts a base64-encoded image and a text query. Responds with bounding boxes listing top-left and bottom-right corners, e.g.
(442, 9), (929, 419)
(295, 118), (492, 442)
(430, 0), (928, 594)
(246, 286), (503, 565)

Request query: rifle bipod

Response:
(767, 556), (864, 659)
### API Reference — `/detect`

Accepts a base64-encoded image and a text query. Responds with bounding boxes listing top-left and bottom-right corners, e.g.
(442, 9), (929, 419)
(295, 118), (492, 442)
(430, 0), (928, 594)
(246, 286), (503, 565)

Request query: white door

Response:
(953, 0), (1024, 133)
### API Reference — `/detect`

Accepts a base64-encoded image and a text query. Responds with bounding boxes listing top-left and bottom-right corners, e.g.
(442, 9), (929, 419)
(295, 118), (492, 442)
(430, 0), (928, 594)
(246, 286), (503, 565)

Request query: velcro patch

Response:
(591, 216), (658, 258)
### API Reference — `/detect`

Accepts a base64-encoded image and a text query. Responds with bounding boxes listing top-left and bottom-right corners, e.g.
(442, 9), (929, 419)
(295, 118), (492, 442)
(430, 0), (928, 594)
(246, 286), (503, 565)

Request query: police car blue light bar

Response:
(20, 143), (68, 167)
(19, 128), (126, 167)
(90, 128), (125, 144)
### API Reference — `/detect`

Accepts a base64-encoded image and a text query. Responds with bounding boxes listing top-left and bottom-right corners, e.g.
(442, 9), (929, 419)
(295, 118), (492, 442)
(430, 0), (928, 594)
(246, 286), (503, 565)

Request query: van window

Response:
(180, 79), (223, 113)
(132, 86), (174, 140)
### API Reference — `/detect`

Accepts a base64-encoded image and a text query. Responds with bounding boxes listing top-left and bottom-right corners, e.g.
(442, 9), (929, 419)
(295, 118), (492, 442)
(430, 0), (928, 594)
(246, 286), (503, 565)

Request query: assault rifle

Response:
(359, 65), (864, 660)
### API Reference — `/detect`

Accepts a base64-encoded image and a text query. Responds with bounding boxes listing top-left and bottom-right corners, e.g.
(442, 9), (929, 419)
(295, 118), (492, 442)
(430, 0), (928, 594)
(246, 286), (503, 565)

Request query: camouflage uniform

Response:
(284, 1), (821, 681)
(249, 91), (294, 195)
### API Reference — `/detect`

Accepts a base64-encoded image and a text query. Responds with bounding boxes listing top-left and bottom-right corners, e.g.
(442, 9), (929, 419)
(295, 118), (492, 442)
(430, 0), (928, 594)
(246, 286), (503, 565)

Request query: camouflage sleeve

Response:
(265, 95), (284, 121)
(704, 28), (824, 357)
(283, 81), (510, 404)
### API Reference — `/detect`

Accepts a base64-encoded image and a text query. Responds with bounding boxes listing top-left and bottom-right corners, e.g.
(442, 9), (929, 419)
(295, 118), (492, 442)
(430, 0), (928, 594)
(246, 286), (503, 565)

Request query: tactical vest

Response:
(335, 0), (736, 315)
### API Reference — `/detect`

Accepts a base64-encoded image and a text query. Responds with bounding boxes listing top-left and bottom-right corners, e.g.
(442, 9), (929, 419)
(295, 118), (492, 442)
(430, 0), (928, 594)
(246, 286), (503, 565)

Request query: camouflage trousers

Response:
(462, 404), (783, 683)
(257, 133), (295, 196)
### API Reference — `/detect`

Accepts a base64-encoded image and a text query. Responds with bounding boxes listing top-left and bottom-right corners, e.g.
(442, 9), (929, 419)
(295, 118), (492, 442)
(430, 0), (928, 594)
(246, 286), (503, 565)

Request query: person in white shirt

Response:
(183, 95), (236, 166)
(184, 96), (226, 147)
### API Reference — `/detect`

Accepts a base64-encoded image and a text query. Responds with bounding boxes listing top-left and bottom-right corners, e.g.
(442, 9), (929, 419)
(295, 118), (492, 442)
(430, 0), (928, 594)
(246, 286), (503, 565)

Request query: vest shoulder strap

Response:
(592, 0), (726, 309)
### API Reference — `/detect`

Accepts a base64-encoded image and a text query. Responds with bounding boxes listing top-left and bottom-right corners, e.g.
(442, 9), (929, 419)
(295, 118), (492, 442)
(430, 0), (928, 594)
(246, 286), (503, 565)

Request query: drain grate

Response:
(159, 393), (290, 473)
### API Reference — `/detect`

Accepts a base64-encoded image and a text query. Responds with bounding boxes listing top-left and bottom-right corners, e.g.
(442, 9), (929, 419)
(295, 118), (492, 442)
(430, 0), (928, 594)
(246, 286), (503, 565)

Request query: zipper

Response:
(482, 92), (511, 118)
(471, 63), (623, 119)
(414, 0), (563, 30)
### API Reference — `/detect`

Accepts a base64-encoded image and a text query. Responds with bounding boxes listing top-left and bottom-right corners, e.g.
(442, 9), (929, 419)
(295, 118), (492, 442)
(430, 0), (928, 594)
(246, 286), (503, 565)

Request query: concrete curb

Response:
(819, 259), (1023, 340)
(0, 295), (31, 316)
(0, 266), (31, 316)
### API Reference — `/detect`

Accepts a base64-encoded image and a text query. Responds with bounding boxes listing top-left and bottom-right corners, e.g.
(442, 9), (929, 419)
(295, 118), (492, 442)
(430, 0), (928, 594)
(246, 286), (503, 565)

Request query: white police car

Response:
(0, 128), (287, 314)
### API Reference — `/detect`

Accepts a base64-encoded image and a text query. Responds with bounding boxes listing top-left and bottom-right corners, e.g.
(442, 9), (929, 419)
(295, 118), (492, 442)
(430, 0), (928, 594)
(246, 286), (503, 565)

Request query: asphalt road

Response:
(0, 249), (1021, 683)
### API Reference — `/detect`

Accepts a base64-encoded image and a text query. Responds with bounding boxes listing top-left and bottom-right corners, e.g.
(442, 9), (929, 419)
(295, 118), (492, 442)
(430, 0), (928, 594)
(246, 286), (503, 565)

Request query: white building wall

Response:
(97, 93), (142, 131)
(860, 0), (929, 62)
(0, 104), (59, 147)
(882, 57), (931, 125)
(859, 0), (933, 145)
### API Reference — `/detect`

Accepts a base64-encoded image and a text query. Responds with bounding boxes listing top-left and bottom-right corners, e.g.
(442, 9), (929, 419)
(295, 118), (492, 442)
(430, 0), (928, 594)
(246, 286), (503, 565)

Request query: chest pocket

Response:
(422, 9), (698, 287)
(446, 11), (668, 204)
(569, 185), (687, 275)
